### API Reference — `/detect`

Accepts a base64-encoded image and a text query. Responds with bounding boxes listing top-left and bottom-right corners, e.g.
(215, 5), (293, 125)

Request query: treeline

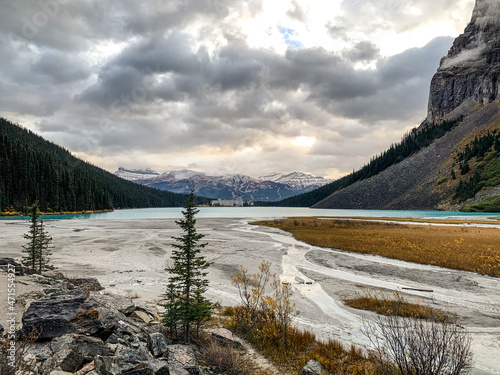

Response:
(266, 117), (465, 207)
(0, 118), (209, 213)
(454, 129), (500, 202)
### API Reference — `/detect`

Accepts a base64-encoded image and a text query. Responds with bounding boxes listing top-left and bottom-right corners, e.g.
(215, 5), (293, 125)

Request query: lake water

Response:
(1, 207), (499, 221)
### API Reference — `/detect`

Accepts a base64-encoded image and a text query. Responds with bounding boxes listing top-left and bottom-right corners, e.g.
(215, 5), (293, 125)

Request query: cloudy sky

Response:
(0, 0), (475, 179)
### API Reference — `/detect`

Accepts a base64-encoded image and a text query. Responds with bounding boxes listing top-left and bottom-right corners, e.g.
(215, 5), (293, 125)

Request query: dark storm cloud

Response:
(0, 0), (466, 176)
(344, 41), (380, 62)
(31, 49), (91, 83)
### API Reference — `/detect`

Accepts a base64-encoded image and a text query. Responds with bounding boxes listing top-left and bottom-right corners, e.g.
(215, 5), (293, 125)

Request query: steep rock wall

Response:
(427, 0), (500, 122)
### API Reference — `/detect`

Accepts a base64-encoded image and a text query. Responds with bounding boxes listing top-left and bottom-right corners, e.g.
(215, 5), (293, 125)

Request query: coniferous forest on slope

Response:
(0, 118), (209, 213)
(261, 117), (465, 207)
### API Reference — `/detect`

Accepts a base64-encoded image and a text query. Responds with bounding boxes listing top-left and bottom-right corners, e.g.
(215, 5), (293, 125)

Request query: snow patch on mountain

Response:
(115, 167), (332, 201)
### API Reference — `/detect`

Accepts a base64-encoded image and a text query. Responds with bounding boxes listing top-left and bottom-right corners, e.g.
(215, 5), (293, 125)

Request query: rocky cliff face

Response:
(427, 0), (500, 122)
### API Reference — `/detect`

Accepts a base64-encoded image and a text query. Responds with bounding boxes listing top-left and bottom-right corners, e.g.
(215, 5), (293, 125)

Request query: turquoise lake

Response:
(1, 207), (499, 221)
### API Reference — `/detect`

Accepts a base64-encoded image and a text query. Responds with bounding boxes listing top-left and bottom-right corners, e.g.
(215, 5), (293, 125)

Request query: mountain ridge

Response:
(115, 167), (332, 202)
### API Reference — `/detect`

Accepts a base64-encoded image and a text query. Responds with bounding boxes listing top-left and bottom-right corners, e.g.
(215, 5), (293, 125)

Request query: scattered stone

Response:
(167, 345), (200, 374)
(69, 278), (104, 291)
(299, 359), (323, 375)
(147, 333), (169, 358)
(210, 328), (244, 349)
(90, 293), (136, 315)
(74, 361), (95, 375)
(22, 294), (101, 340)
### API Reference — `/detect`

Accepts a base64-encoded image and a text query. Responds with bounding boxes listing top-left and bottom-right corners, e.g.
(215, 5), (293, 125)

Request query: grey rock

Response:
(131, 310), (153, 325)
(149, 359), (170, 375)
(22, 294), (101, 340)
(94, 345), (154, 375)
(210, 328), (243, 349)
(427, 0), (500, 122)
(42, 270), (66, 280)
(134, 301), (161, 321)
(299, 359), (323, 375)
(43, 347), (84, 373)
(50, 333), (112, 360)
(98, 308), (146, 345)
(69, 278), (105, 292)
(91, 293), (136, 315)
(147, 332), (169, 358)
(166, 345), (199, 375)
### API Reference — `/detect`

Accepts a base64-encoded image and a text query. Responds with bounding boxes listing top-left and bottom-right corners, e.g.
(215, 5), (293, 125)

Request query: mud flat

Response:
(0, 218), (499, 374)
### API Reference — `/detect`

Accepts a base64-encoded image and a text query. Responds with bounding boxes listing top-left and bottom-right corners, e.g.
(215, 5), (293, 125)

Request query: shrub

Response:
(363, 314), (472, 375)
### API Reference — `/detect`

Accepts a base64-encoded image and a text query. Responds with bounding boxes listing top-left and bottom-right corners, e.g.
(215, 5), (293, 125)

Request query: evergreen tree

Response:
(22, 203), (40, 271)
(162, 190), (212, 343)
(36, 219), (55, 273)
(22, 203), (55, 274)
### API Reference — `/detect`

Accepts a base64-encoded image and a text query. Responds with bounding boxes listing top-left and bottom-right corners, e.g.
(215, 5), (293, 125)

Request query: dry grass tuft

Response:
(252, 218), (500, 277)
(345, 291), (450, 322)
(225, 307), (375, 374)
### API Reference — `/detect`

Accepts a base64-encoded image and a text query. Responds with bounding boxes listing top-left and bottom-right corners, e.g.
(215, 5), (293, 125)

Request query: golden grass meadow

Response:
(252, 218), (500, 277)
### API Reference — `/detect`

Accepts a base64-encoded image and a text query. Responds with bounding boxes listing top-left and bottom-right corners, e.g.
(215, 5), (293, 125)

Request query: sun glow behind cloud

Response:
(0, 0), (476, 178)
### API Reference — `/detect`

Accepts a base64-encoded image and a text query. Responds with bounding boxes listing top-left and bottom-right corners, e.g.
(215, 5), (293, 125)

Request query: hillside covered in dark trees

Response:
(0, 118), (208, 213)
(261, 117), (465, 207)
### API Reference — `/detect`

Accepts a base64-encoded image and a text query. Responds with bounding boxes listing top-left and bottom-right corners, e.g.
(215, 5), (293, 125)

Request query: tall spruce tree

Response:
(162, 190), (212, 343)
(22, 203), (55, 274)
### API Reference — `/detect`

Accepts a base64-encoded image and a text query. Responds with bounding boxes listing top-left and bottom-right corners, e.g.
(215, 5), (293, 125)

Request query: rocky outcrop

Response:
(428, 0), (500, 122)
(22, 294), (101, 340)
(12, 270), (205, 375)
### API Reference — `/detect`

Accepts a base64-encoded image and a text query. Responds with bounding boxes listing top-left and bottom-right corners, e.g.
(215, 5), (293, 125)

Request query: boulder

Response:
(50, 334), (112, 360)
(166, 345), (199, 375)
(69, 278), (104, 292)
(91, 293), (135, 315)
(22, 294), (101, 340)
(133, 301), (161, 321)
(94, 345), (154, 375)
(299, 359), (323, 375)
(147, 333), (169, 358)
(42, 347), (84, 373)
(97, 308), (146, 345)
(131, 310), (153, 325)
(210, 328), (244, 349)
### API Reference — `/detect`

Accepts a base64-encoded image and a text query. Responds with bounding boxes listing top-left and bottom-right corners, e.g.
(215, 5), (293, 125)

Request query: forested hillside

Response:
(269, 117), (464, 207)
(0, 118), (207, 213)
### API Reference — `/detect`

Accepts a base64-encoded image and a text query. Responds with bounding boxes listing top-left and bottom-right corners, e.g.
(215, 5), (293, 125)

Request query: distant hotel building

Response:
(211, 198), (244, 207)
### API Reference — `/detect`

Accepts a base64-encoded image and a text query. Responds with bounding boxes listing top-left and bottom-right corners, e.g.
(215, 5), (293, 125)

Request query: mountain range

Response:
(115, 168), (332, 202)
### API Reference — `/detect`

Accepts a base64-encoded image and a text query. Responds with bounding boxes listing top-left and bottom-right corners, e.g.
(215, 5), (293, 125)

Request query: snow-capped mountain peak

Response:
(115, 167), (332, 202)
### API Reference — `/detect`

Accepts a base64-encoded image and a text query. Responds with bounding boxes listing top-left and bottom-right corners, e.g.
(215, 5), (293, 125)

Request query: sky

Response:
(0, 0), (476, 179)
